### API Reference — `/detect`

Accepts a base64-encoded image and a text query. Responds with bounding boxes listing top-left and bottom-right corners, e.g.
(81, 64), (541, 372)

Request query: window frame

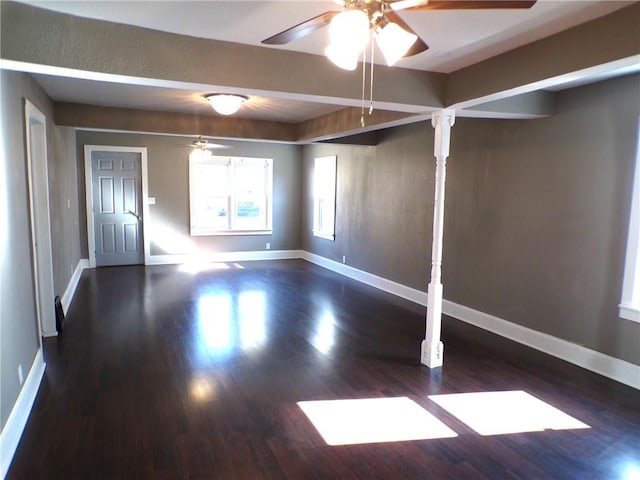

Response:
(619, 123), (640, 323)
(189, 152), (273, 236)
(313, 155), (337, 241)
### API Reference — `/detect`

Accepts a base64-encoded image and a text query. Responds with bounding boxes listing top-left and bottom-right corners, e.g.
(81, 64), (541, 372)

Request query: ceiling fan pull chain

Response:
(369, 34), (375, 115)
(361, 43), (367, 127)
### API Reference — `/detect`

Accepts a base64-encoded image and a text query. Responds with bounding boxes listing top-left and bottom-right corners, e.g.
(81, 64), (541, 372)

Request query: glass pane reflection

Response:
(239, 291), (267, 351)
(197, 293), (234, 357)
(312, 311), (336, 354)
(195, 290), (268, 360)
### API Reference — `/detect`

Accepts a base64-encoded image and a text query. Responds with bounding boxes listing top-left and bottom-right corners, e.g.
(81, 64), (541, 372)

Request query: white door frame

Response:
(25, 99), (56, 338)
(84, 145), (150, 267)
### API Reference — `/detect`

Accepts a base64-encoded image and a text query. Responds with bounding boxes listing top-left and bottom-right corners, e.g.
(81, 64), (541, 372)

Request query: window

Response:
(313, 155), (337, 241)
(189, 152), (272, 235)
(619, 122), (640, 323)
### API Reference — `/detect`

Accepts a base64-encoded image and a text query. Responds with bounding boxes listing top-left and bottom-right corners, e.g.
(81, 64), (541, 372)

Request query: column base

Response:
(421, 339), (444, 368)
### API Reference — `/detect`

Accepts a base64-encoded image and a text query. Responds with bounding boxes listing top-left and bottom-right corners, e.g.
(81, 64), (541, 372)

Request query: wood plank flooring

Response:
(7, 260), (640, 479)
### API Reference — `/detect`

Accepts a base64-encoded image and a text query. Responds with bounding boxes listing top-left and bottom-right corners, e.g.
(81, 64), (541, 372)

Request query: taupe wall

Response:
(76, 132), (302, 258)
(302, 74), (640, 365)
(49, 125), (83, 293)
(0, 70), (82, 429)
(302, 128), (434, 289)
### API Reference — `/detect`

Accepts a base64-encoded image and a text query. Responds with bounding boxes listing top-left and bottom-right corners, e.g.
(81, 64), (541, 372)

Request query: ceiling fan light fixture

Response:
(375, 21), (418, 66)
(205, 94), (248, 115)
(328, 9), (370, 51)
(325, 43), (360, 70)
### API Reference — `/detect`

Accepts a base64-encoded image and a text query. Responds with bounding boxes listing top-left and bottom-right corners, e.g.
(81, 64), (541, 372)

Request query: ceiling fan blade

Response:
(405, 0), (536, 10)
(384, 10), (429, 57)
(262, 11), (340, 45)
(390, 0), (429, 11)
(191, 143), (230, 150)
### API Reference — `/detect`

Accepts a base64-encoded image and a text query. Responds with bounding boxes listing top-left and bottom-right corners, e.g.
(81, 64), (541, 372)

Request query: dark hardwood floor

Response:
(7, 260), (640, 479)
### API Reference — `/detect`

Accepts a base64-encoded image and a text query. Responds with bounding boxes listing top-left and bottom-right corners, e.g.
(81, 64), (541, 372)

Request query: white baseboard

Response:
(147, 250), (303, 265)
(442, 300), (640, 390)
(301, 251), (640, 390)
(301, 251), (429, 305)
(60, 258), (89, 313)
(0, 349), (46, 479)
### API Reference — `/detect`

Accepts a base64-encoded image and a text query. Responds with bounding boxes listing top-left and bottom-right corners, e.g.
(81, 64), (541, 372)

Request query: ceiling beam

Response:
(459, 91), (555, 119)
(0, 1), (445, 113)
(55, 103), (298, 143)
(297, 107), (421, 143)
(446, 2), (640, 110)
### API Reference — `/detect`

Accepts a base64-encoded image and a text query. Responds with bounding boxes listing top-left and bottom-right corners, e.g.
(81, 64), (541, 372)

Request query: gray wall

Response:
(302, 74), (640, 365)
(0, 70), (82, 429)
(76, 132), (302, 257)
(302, 130), (434, 290)
(49, 125), (83, 293)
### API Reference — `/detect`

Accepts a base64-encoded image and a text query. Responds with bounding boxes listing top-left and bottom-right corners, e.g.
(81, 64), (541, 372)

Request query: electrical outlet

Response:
(18, 364), (24, 385)
(67, 198), (71, 209)
(266, 242), (271, 250)
(342, 255), (346, 264)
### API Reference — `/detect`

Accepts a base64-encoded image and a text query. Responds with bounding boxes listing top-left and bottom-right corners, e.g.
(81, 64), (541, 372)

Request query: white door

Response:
(25, 100), (56, 337)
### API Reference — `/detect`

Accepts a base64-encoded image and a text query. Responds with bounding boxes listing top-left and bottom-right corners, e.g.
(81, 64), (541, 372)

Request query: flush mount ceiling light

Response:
(205, 94), (248, 115)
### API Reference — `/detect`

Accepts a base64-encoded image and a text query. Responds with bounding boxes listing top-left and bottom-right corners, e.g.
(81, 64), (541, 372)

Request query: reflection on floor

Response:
(6, 260), (640, 480)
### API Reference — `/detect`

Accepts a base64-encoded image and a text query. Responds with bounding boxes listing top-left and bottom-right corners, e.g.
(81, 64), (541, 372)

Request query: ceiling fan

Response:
(263, 0), (537, 69)
(189, 136), (230, 151)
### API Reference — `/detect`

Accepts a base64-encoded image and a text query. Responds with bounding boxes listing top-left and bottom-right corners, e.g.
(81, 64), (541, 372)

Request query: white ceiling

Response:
(22, 0), (634, 72)
(17, 0), (639, 124)
(31, 73), (347, 122)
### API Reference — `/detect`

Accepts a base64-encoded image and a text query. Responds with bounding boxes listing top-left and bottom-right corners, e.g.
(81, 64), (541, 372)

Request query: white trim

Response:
(301, 251), (428, 305)
(25, 100), (56, 339)
(619, 304), (640, 323)
(84, 146), (150, 268)
(60, 258), (90, 313)
(190, 230), (273, 237)
(442, 300), (640, 390)
(312, 231), (335, 241)
(0, 349), (46, 479)
(301, 251), (640, 390)
(312, 155), (337, 242)
(147, 249), (303, 265)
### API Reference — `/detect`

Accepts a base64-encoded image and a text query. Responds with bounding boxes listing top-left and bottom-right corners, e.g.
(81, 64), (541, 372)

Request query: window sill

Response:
(191, 230), (272, 237)
(313, 231), (335, 241)
(619, 304), (640, 323)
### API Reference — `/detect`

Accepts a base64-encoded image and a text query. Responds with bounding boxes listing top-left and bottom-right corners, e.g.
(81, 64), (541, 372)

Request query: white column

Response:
(421, 109), (455, 368)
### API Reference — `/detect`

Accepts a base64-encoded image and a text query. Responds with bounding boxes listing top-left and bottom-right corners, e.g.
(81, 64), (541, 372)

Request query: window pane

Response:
(197, 196), (228, 230)
(233, 161), (267, 230)
(205, 164), (229, 195)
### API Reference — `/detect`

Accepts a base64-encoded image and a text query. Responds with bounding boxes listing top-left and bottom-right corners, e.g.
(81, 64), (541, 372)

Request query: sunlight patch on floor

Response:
(621, 462), (640, 480)
(298, 397), (458, 446)
(180, 261), (231, 273)
(429, 390), (590, 436)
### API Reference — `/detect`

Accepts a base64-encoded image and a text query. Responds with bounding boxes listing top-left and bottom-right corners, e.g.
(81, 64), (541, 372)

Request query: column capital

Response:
(431, 109), (456, 159)
(431, 109), (456, 129)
